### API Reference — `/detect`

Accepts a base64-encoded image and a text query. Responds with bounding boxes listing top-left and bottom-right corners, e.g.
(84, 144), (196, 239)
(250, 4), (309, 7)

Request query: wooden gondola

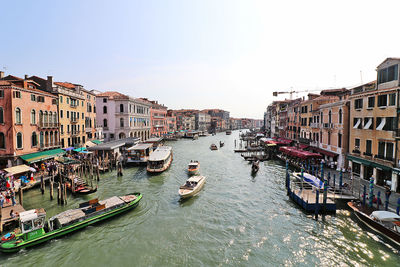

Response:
(251, 160), (259, 173)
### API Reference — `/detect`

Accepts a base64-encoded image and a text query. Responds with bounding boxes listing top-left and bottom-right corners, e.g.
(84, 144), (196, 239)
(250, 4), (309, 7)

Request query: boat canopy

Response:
(127, 143), (153, 151)
(148, 146), (172, 161)
(144, 137), (163, 143)
(188, 162), (199, 167)
(20, 209), (40, 222)
(371, 211), (400, 221)
(297, 172), (324, 189)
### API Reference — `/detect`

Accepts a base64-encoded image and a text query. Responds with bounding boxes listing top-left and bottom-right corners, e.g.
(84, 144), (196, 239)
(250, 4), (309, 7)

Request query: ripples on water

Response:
(1, 131), (399, 266)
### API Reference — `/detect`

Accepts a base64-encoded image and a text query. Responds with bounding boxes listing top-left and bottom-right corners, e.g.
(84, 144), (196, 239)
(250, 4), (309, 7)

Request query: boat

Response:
(348, 201), (400, 246)
(188, 161), (200, 175)
(293, 172), (324, 189)
(178, 176), (206, 198)
(0, 193), (142, 253)
(126, 143), (154, 164)
(210, 144), (218, 150)
(219, 141), (224, 148)
(66, 179), (98, 195)
(251, 160), (259, 173)
(226, 130), (232, 135)
(146, 146), (173, 173)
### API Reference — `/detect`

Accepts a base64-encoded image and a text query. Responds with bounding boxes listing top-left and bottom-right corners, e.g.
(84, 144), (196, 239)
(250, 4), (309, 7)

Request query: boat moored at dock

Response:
(179, 175), (206, 198)
(146, 146), (173, 173)
(0, 193), (142, 253)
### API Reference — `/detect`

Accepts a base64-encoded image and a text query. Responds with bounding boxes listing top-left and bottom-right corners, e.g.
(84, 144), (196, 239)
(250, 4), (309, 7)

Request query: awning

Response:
(299, 144), (309, 150)
(73, 147), (87, 152)
(313, 147), (338, 158)
(85, 141), (97, 147)
(347, 154), (392, 171)
(64, 147), (74, 151)
(20, 148), (66, 164)
(376, 118), (386, 131)
(4, 164), (31, 175)
(353, 118), (361, 129)
(363, 118), (372, 129)
(91, 140), (103, 145)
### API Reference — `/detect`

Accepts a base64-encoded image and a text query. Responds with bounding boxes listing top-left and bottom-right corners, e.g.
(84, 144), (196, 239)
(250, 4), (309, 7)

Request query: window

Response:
(0, 132), (5, 149)
(383, 117), (396, 131)
(378, 141), (385, 157)
(32, 132), (37, 147)
(60, 96), (63, 103)
(67, 98), (69, 104)
(338, 133), (342, 148)
(16, 132), (22, 149)
(31, 94), (36, 101)
(363, 117), (373, 130)
(110, 133), (114, 139)
(328, 110), (332, 123)
(67, 125), (70, 133)
(338, 109), (342, 124)
(328, 132), (331, 145)
(0, 107), (3, 123)
(368, 96), (375, 108)
(31, 109), (36, 124)
(13, 91), (21, 98)
(378, 94), (388, 107)
(37, 96), (45, 102)
(103, 106), (107, 114)
(0, 90), (3, 98)
(61, 125), (64, 133)
(120, 118), (124, 127)
(355, 138), (360, 149)
(354, 99), (363, 109)
(386, 142), (394, 160)
(103, 98), (107, 103)
(15, 108), (21, 124)
(103, 119), (108, 128)
(389, 93), (396, 106)
(378, 64), (398, 84)
(67, 111), (69, 119)
(353, 118), (362, 129)
(365, 140), (372, 155)
(60, 110), (63, 118)
(120, 104), (124, 113)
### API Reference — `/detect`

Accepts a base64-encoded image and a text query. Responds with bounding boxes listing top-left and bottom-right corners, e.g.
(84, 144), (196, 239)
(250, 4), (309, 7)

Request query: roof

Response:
(127, 143), (153, 151)
(371, 211), (400, 221)
(54, 82), (76, 89)
(187, 175), (204, 182)
(148, 146), (172, 161)
(88, 137), (139, 151)
(91, 140), (103, 145)
(4, 164), (32, 175)
(144, 137), (163, 143)
(20, 148), (65, 164)
(96, 91), (129, 100)
(188, 162), (199, 166)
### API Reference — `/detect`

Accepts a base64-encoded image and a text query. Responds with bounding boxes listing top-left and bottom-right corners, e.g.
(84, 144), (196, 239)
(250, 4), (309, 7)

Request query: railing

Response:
(310, 123), (320, 128)
(70, 117), (78, 123)
(38, 122), (60, 128)
(70, 103), (78, 108)
(39, 142), (61, 150)
(71, 131), (80, 136)
(352, 149), (361, 154)
(323, 123), (334, 128)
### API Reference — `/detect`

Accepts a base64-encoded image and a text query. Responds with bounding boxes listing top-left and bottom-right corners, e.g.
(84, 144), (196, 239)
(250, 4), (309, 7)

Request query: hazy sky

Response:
(1, 0), (399, 119)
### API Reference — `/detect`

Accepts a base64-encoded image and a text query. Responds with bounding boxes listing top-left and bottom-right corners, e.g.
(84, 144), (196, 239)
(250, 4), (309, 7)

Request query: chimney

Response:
(47, 76), (53, 91)
(24, 74), (28, 80)
(0, 71), (4, 79)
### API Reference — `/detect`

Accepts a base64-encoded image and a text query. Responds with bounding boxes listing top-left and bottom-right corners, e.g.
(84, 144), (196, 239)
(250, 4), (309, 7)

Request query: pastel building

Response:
(0, 73), (59, 167)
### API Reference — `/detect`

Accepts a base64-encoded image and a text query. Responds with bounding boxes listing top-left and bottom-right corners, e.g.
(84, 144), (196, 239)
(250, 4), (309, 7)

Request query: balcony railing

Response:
(70, 117), (78, 123)
(352, 149), (361, 154)
(310, 123), (320, 128)
(323, 123), (334, 128)
(38, 122), (60, 129)
(70, 103), (78, 108)
(39, 142), (61, 150)
(71, 131), (80, 136)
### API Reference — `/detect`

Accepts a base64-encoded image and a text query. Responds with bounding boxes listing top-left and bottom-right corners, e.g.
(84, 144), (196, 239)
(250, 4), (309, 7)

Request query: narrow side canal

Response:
(1, 131), (399, 266)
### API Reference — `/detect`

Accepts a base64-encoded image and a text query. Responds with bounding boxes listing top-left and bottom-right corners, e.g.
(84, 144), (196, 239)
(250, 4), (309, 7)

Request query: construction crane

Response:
(272, 88), (322, 100)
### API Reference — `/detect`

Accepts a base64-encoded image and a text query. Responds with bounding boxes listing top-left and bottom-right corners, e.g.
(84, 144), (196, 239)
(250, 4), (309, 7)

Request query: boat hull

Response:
(348, 201), (400, 247)
(147, 154), (173, 173)
(0, 193), (142, 253)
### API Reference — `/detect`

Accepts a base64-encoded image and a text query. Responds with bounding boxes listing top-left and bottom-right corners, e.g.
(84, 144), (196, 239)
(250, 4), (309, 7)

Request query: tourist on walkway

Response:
(11, 189), (16, 206)
(0, 192), (4, 208)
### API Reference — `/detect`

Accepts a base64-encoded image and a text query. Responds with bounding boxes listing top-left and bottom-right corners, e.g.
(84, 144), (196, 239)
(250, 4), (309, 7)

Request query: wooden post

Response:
(63, 183), (67, 205)
(315, 190), (320, 220)
(40, 175), (44, 194)
(96, 165), (100, 181)
(18, 188), (23, 206)
(57, 184), (60, 204)
(50, 181), (54, 200)
(0, 204), (2, 233)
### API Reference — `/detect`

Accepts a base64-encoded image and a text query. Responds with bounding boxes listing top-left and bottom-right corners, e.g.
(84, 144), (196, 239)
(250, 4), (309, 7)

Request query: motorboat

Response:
(178, 176), (206, 198)
(348, 201), (400, 247)
(210, 144), (218, 150)
(147, 146), (173, 173)
(188, 161), (200, 175)
(226, 130), (232, 135)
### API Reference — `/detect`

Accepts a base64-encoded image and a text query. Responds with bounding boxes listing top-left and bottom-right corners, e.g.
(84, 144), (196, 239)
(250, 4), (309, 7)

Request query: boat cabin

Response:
(371, 211), (400, 233)
(19, 209), (46, 239)
(143, 137), (164, 151)
(147, 146), (172, 171)
(126, 143), (154, 163)
(188, 161), (199, 170)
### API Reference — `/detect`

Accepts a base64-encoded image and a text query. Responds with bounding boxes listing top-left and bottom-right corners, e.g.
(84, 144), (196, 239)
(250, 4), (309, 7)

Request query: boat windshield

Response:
(148, 160), (164, 169)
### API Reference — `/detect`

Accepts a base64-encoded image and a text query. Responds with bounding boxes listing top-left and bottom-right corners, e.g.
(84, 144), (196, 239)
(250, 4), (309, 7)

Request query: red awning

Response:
(313, 147), (338, 158)
(299, 144), (309, 150)
(279, 146), (322, 159)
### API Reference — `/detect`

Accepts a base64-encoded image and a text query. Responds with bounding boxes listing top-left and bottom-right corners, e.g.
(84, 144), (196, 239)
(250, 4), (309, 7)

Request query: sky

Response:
(1, 0), (400, 119)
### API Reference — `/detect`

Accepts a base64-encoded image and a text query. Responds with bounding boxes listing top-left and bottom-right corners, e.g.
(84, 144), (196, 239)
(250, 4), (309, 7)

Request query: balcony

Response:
(352, 149), (361, 154)
(70, 117), (78, 123)
(70, 103), (78, 108)
(38, 121), (60, 129)
(323, 123), (334, 129)
(71, 131), (80, 137)
(374, 154), (395, 162)
(363, 152), (373, 157)
(39, 141), (61, 150)
(310, 123), (320, 128)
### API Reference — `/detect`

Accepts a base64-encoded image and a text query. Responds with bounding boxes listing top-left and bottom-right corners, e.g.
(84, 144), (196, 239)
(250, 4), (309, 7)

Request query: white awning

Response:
(371, 211), (400, 221)
(353, 118), (361, 129)
(363, 118), (372, 129)
(376, 118), (386, 131)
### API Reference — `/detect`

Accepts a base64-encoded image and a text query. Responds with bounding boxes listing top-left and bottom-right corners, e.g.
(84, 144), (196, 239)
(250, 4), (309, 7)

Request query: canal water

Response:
(1, 131), (399, 266)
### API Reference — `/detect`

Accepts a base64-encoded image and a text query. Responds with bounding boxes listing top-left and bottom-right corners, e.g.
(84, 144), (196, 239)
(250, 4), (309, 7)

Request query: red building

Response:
(141, 98), (168, 137)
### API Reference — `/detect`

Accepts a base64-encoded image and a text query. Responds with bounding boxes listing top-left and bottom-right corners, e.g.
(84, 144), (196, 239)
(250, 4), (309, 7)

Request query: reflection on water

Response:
(1, 131), (399, 266)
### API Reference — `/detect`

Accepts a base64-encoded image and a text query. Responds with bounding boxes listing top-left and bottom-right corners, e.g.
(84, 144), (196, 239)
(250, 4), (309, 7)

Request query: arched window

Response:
(54, 112), (57, 124)
(103, 119), (108, 128)
(120, 118), (124, 127)
(119, 132), (125, 139)
(40, 131), (44, 147)
(32, 132), (37, 147)
(31, 109), (36, 124)
(103, 106), (107, 114)
(16, 132), (23, 149)
(0, 132), (5, 149)
(120, 104), (124, 113)
(44, 111), (48, 124)
(328, 110), (332, 124)
(49, 111), (53, 124)
(0, 107), (3, 123)
(15, 108), (21, 124)
(339, 109), (342, 124)
(39, 110), (43, 125)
